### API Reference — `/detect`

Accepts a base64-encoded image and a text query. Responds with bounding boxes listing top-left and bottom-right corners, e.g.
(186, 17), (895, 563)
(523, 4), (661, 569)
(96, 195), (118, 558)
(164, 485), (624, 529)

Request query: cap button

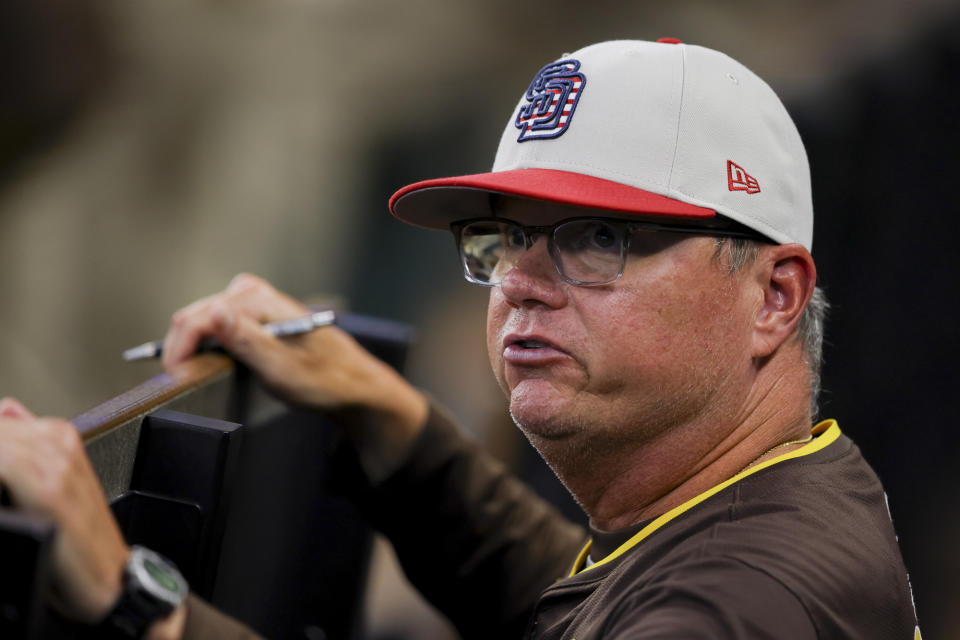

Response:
(657, 37), (683, 44)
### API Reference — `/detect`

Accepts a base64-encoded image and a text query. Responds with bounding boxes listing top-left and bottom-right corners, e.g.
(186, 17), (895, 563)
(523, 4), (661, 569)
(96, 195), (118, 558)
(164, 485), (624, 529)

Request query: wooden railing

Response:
(78, 353), (236, 502)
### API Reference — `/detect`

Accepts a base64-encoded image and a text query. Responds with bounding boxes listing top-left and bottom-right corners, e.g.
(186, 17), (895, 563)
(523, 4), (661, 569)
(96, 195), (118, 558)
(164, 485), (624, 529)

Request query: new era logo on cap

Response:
(727, 160), (761, 194)
(515, 60), (585, 141)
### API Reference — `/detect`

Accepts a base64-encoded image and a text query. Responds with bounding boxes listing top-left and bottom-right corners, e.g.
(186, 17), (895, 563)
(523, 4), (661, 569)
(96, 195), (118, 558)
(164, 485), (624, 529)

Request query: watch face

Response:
(130, 546), (188, 608)
(143, 557), (183, 594)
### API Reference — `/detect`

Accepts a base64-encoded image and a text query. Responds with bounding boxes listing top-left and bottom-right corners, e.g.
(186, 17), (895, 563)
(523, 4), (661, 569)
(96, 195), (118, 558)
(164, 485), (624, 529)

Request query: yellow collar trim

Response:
(569, 420), (841, 577)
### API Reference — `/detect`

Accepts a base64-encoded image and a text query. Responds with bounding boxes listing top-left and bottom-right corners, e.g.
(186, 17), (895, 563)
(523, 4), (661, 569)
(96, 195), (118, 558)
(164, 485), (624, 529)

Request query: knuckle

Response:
(50, 419), (81, 451)
(171, 308), (193, 328)
(228, 273), (263, 292)
(172, 293), (218, 328)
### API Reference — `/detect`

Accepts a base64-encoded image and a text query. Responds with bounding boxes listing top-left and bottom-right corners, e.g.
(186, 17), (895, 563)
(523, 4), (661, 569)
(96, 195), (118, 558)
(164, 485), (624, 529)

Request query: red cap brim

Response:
(389, 168), (715, 229)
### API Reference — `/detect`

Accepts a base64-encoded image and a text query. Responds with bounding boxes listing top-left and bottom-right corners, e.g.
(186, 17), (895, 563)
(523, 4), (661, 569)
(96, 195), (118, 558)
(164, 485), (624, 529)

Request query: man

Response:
(0, 39), (919, 638)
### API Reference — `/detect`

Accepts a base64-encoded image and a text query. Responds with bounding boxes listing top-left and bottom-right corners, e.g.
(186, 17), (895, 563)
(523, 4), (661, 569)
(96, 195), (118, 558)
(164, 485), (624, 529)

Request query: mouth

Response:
(504, 333), (563, 350)
(515, 339), (552, 349)
(502, 334), (571, 365)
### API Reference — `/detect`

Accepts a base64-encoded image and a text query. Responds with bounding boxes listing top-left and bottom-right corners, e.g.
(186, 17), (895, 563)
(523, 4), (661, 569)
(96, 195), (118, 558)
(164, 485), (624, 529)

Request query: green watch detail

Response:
(143, 557), (182, 594)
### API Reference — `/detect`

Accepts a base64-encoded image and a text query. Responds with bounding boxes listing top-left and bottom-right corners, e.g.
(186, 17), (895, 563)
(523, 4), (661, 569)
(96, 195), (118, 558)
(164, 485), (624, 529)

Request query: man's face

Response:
(485, 198), (759, 459)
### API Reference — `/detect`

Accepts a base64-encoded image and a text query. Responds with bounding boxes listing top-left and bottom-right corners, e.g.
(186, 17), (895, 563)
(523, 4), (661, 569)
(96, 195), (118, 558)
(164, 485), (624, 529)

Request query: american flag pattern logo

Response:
(515, 59), (586, 142)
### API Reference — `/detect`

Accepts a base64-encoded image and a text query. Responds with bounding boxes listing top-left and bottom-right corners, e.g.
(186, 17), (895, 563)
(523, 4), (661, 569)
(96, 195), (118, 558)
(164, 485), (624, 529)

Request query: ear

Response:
(751, 244), (817, 359)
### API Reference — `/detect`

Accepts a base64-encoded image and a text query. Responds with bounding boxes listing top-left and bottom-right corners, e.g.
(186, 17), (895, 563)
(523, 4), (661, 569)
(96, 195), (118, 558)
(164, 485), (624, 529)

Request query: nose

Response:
(498, 236), (568, 309)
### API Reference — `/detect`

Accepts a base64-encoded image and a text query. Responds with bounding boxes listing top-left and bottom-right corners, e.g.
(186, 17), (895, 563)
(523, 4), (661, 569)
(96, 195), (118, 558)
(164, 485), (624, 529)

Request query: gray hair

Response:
(716, 238), (829, 419)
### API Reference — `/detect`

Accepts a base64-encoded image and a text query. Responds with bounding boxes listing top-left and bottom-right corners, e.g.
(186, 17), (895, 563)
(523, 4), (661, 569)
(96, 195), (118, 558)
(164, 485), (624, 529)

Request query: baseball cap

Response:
(389, 39), (813, 250)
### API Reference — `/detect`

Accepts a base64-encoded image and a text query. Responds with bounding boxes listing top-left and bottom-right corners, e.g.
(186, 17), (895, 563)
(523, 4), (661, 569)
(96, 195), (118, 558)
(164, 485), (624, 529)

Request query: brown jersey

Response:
(528, 421), (920, 639)
(363, 411), (920, 640)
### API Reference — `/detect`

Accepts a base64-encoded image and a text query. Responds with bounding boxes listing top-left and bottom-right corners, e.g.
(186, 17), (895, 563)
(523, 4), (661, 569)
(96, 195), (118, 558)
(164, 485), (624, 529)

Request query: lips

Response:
(502, 333), (572, 365)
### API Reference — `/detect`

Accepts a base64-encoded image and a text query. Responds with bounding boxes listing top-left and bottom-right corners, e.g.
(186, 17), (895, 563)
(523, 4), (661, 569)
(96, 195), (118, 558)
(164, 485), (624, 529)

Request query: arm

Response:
(357, 406), (586, 639)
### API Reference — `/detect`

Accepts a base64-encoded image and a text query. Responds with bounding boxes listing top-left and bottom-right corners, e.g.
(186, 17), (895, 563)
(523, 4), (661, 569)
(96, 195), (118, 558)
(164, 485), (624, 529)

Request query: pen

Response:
(122, 310), (336, 361)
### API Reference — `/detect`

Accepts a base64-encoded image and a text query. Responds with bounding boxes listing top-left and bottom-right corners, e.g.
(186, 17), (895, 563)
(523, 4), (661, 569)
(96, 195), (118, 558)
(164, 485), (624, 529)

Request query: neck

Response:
(540, 357), (813, 532)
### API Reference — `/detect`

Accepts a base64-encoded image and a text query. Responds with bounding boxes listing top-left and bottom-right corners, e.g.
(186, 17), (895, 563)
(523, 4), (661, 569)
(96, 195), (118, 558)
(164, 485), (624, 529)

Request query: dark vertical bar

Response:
(123, 409), (243, 599)
(0, 511), (54, 640)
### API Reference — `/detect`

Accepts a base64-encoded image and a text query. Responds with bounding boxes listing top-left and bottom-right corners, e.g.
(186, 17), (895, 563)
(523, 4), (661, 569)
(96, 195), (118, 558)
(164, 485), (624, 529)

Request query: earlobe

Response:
(751, 245), (816, 359)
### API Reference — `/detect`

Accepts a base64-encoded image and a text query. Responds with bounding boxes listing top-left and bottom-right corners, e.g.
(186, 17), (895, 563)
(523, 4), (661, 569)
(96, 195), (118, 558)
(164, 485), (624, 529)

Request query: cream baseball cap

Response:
(389, 38), (813, 250)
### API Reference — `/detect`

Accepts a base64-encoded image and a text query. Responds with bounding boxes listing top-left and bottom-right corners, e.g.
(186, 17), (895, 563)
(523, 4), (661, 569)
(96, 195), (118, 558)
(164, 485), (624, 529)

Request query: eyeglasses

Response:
(451, 216), (765, 287)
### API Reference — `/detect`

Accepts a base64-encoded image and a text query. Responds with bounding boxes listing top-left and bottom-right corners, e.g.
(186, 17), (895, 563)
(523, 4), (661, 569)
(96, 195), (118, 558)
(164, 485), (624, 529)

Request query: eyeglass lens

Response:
(458, 219), (627, 286)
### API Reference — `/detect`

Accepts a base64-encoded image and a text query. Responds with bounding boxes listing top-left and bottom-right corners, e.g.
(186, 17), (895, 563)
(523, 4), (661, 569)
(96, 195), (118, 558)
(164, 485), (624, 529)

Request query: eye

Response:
(573, 221), (621, 252)
(505, 227), (526, 249)
(555, 220), (624, 255)
(589, 223), (617, 249)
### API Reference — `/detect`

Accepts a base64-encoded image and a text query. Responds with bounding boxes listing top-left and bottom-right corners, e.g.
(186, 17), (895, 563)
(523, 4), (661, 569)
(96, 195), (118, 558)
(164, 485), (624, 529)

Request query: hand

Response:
(162, 274), (429, 479)
(0, 398), (188, 637)
(0, 397), (129, 622)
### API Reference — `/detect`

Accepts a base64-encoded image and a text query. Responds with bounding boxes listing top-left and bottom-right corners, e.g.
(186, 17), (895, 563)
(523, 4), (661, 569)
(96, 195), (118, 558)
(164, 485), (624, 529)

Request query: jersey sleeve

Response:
(356, 404), (587, 640)
(601, 555), (817, 639)
(182, 594), (264, 639)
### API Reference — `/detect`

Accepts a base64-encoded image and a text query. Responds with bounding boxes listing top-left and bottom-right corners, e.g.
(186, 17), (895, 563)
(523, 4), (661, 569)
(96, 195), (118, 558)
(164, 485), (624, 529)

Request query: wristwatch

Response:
(100, 545), (189, 639)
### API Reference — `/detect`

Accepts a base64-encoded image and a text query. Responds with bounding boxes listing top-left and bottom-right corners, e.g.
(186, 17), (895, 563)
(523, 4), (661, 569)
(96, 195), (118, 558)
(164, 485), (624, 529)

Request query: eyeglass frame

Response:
(450, 215), (770, 287)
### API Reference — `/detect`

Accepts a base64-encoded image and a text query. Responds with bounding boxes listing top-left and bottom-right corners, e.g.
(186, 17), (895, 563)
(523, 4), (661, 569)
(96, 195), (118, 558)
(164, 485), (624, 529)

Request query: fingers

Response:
(160, 293), (218, 369)
(0, 415), (129, 621)
(157, 274), (426, 421)
(211, 310), (291, 383)
(161, 273), (307, 370)
(0, 417), (83, 513)
(222, 273), (307, 318)
(0, 397), (36, 419)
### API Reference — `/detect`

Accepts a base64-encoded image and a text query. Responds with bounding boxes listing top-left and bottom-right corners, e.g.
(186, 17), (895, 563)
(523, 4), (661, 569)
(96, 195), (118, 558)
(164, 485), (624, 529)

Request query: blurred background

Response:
(1, 0), (957, 637)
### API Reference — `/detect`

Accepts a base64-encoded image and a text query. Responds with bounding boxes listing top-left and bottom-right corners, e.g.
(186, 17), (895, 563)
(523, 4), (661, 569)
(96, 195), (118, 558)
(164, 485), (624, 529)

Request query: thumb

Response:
(0, 397), (36, 420)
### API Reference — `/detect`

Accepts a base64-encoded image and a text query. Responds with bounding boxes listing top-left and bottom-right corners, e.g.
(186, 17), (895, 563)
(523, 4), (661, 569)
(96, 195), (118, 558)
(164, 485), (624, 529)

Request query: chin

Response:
(508, 402), (581, 442)
(505, 377), (591, 440)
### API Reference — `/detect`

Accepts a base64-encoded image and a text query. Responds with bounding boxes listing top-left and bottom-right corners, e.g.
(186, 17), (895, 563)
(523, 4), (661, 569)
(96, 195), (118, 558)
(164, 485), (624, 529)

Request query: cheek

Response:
(596, 273), (745, 378)
(586, 290), (680, 375)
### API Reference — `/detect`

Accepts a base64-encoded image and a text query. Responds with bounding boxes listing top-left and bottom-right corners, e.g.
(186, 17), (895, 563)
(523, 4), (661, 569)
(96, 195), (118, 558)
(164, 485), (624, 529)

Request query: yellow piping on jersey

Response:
(570, 420), (842, 577)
